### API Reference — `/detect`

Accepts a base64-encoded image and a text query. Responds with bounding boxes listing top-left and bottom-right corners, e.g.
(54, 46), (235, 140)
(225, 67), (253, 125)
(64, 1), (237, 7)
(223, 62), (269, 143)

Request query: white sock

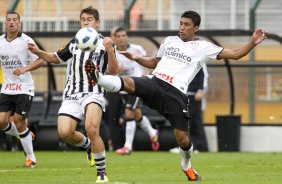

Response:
(139, 116), (156, 138)
(19, 129), (36, 162)
(2, 122), (19, 137)
(179, 145), (193, 171)
(74, 136), (91, 149)
(97, 74), (122, 92)
(124, 120), (136, 150)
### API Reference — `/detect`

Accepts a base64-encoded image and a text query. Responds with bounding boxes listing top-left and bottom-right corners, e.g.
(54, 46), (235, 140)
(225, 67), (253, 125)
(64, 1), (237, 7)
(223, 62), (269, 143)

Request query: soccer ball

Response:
(75, 27), (100, 51)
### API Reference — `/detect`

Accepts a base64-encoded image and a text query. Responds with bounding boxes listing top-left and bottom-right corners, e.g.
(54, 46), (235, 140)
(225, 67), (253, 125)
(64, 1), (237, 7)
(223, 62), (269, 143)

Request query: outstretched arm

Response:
(28, 43), (60, 64)
(103, 37), (118, 75)
(218, 28), (267, 60)
(119, 51), (160, 69)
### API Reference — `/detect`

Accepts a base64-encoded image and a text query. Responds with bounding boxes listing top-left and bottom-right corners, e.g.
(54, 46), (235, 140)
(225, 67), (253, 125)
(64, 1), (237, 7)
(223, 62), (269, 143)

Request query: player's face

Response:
(6, 13), (20, 34)
(115, 31), (128, 47)
(80, 13), (100, 30)
(179, 17), (198, 41)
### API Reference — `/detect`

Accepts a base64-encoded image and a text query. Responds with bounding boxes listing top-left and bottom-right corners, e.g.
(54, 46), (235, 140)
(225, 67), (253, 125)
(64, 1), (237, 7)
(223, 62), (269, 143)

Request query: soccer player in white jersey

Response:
(28, 6), (118, 183)
(0, 11), (45, 167)
(113, 27), (160, 155)
(92, 11), (267, 181)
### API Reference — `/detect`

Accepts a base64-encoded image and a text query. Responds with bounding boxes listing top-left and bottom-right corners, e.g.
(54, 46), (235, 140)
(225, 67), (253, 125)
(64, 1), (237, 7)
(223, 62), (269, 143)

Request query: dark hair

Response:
(114, 27), (126, 36)
(181, 11), (201, 27)
(6, 11), (20, 20)
(80, 6), (99, 21)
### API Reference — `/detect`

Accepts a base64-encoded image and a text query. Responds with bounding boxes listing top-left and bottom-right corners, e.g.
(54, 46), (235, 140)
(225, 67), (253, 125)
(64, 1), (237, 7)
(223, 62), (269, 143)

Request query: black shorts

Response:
(120, 93), (142, 110)
(132, 76), (189, 131)
(0, 93), (33, 118)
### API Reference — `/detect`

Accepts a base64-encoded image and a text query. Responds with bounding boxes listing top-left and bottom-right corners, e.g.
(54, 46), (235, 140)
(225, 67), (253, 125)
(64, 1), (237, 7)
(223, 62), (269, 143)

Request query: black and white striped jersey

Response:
(55, 38), (108, 99)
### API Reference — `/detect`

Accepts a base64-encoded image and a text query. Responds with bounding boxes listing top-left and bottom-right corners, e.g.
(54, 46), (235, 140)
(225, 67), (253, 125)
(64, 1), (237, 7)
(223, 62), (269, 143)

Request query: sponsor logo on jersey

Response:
(64, 95), (78, 100)
(0, 55), (21, 69)
(4, 83), (22, 91)
(153, 71), (174, 83)
(164, 47), (191, 64)
(91, 52), (100, 62)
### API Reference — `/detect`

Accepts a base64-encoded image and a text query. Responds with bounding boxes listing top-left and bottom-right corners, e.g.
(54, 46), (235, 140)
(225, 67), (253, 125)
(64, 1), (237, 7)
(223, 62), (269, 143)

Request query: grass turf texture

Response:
(0, 151), (282, 184)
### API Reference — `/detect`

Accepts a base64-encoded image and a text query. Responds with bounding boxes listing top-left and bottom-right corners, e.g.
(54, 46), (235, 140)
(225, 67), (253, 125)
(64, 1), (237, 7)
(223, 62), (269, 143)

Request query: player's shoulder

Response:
(197, 39), (221, 49)
(166, 36), (180, 40)
(57, 38), (77, 54)
(166, 36), (180, 41)
(128, 43), (144, 50)
(0, 34), (5, 40)
(95, 34), (105, 51)
(19, 32), (35, 42)
(162, 36), (181, 44)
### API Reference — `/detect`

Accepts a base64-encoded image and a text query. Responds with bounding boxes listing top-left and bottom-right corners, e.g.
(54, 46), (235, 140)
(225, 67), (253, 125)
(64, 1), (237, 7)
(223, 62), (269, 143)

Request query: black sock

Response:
(180, 141), (192, 151)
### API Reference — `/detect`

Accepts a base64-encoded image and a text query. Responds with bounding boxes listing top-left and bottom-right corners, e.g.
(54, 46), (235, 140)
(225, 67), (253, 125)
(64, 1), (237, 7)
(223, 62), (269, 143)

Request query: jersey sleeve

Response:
(156, 37), (168, 58)
(26, 37), (39, 62)
(55, 39), (74, 62)
(202, 63), (209, 90)
(135, 45), (147, 57)
(203, 41), (223, 59)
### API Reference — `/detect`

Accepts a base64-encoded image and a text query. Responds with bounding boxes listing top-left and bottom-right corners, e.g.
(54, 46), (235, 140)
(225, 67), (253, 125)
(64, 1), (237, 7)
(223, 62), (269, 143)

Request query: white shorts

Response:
(58, 93), (106, 121)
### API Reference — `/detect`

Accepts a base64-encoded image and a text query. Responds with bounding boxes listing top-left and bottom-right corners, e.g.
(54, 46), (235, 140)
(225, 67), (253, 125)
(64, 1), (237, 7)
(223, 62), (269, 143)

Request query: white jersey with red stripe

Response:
(153, 36), (223, 94)
(0, 32), (39, 96)
(116, 43), (146, 77)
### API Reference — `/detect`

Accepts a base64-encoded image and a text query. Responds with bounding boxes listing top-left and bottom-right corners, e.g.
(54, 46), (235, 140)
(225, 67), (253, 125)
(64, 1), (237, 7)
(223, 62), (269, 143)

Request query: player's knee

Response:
(0, 121), (8, 129)
(123, 77), (135, 93)
(85, 125), (99, 139)
(58, 129), (73, 141)
(175, 133), (189, 147)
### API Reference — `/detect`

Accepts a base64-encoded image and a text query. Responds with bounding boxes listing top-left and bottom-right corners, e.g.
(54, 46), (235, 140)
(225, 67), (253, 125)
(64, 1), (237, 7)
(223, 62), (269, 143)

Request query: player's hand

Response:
(28, 42), (40, 54)
(251, 28), (267, 45)
(103, 37), (114, 51)
(13, 68), (26, 76)
(195, 90), (205, 101)
(118, 51), (138, 61)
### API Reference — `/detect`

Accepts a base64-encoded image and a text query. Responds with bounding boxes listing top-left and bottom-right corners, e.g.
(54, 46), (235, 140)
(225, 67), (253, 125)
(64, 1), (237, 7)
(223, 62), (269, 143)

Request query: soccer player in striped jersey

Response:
(28, 6), (118, 183)
(0, 11), (45, 168)
(113, 27), (160, 155)
(92, 11), (267, 181)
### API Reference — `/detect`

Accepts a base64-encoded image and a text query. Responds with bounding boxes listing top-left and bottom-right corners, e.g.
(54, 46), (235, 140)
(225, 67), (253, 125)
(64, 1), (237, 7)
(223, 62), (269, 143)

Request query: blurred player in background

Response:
(187, 64), (209, 152)
(170, 64), (209, 153)
(92, 10), (267, 181)
(103, 26), (125, 151)
(0, 11), (45, 167)
(113, 27), (160, 155)
(28, 6), (118, 183)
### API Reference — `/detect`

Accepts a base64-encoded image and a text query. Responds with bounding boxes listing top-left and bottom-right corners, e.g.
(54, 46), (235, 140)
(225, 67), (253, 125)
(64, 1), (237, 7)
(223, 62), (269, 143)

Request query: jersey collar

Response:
(4, 31), (22, 40)
(116, 44), (130, 51)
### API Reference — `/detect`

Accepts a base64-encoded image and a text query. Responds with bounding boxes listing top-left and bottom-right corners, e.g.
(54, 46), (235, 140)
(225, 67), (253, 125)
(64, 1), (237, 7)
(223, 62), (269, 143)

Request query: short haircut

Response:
(80, 6), (99, 21)
(113, 27), (127, 36)
(6, 11), (20, 20)
(110, 26), (120, 36)
(181, 11), (201, 27)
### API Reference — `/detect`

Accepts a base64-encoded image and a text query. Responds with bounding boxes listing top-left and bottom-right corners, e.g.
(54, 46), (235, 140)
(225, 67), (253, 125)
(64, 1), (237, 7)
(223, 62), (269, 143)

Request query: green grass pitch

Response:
(0, 151), (282, 184)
